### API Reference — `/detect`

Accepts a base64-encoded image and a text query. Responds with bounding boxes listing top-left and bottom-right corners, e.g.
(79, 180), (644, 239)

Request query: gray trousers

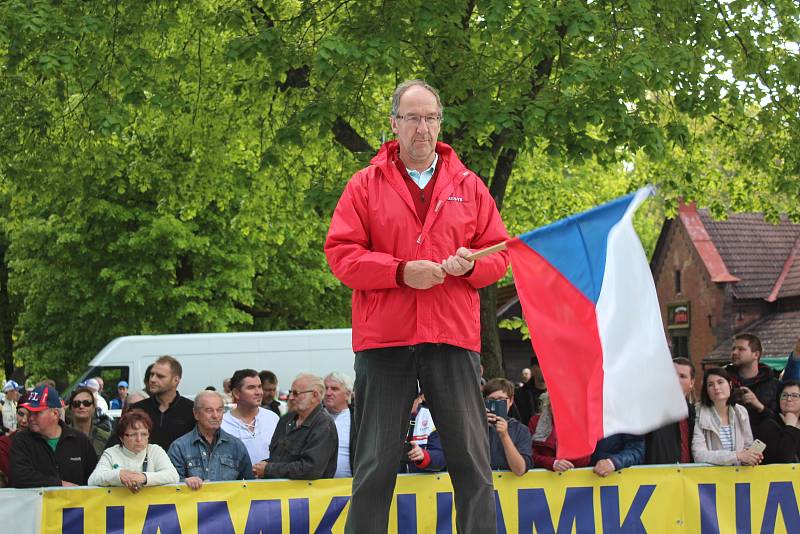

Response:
(344, 344), (497, 534)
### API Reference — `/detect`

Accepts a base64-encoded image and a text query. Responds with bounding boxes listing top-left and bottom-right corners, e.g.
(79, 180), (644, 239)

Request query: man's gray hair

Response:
(324, 372), (354, 399)
(294, 373), (325, 397)
(194, 389), (226, 409)
(390, 79), (443, 117)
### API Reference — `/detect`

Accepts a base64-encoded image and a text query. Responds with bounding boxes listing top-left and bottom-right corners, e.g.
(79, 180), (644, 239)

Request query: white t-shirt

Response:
(2, 399), (17, 432)
(331, 408), (352, 478)
(413, 406), (435, 446)
(221, 407), (279, 464)
(94, 393), (109, 415)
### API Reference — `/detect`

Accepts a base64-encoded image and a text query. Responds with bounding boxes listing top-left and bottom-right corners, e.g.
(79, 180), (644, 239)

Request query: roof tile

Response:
(697, 211), (800, 299)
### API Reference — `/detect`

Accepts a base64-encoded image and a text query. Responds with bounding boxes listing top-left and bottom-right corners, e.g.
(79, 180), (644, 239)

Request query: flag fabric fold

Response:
(507, 186), (687, 459)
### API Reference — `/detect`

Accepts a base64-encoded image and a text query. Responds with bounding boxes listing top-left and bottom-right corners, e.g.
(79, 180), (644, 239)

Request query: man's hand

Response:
(185, 476), (204, 490)
(553, 459), (575, 472)
(403, 260), (445, 289)
(407, 442), (425, 463)
(252, 461), (267, 478)
(593, 458), (616, 477)
(739, 386), (764, 412)
(441, 247), (475, 277)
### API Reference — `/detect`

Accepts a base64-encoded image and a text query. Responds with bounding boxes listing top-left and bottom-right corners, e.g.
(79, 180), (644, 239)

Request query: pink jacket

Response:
(325, 141), (509, 352)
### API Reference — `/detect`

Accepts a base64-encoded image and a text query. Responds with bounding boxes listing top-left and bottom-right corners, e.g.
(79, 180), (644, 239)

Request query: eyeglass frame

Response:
(394, 114), (443, 127)
(287, 389), (315, 398)
(779, 392), (800, 400)
(70, 399), (94, 408)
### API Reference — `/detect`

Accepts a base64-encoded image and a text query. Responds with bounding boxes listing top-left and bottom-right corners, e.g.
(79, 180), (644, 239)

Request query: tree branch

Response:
(332, 116), (374, 153)
(489, 147), (517, 212)
(234, 301), (272, 318)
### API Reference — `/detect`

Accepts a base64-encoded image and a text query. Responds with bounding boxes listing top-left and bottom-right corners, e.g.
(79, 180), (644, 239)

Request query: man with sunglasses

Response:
(9, 385), (97, 487)
(325, 80), (509, 533)
(260, 373), (337, 480)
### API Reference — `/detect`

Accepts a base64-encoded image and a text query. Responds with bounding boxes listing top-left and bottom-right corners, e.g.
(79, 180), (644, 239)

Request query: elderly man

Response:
(2, 381), (20, 433)
(325, 79), (508, 533)
(262, 373), (337, 480)
(9, 385), (97, 487)
(131, 355), (195, 450)
(323, 372), (355, 478)
(221, 369), (279, 478)
(168, 390), (252, 490)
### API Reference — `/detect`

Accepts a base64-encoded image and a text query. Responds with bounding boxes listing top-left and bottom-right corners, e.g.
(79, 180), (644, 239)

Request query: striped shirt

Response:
(719, 424), (734, 451)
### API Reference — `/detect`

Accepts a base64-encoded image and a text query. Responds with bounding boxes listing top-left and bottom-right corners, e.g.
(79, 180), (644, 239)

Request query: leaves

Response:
(0, 0), (797, 380)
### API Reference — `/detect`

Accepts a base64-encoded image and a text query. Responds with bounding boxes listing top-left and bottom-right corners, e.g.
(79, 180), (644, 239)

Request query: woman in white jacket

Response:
(692, 367), (763, 466)
(88, 411), (178, 492)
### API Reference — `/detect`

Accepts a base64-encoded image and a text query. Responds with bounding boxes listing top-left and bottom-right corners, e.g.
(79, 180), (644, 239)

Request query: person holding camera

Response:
(408, 378), (531, 476)
(726, 333), (779, 434)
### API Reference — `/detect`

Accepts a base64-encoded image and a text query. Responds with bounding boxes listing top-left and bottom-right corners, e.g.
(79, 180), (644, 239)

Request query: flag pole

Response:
(465, 242), (507, 261)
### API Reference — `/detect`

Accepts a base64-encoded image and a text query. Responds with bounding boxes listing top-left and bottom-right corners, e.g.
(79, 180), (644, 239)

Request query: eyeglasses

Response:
(288, 389), (314, 398)
(71, 400), (93, 408)
(780, 392), (800, 400)
(123, 431), (149, 440)
(395, 114), (442, 127)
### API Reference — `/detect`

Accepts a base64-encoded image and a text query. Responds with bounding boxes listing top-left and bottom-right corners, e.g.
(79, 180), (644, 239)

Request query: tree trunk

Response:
(0, 243), (14, 379)
(479, 284), (504, 379)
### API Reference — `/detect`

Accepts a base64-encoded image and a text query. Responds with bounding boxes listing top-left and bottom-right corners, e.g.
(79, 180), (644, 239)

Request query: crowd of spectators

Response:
(0, 333), (797, 490)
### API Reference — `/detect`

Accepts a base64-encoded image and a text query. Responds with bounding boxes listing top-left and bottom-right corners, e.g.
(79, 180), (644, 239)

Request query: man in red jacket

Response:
(325, 79), (509, 534)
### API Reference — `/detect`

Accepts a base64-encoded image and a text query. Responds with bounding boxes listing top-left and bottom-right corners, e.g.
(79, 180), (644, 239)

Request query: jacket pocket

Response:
(217, 455), (241, 480)
(184, 456), (205, 479)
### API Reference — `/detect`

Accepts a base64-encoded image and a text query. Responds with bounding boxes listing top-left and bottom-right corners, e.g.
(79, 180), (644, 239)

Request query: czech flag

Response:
(506, 187), (687, 458)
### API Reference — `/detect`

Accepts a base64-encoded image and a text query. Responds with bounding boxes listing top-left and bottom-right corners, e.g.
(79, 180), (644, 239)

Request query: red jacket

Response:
(325, 141), (509, 352)
(529, 415), (592, 471)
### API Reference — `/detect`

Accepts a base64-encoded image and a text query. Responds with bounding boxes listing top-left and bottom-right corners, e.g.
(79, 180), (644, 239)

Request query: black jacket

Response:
(130, 392), (195, 451)
(9, 422), (98, 487)
(726, 363), (780, 431)
(645, 401), (695, 464)
(265, 403), (338, 480)
(757, 417), (800, 464)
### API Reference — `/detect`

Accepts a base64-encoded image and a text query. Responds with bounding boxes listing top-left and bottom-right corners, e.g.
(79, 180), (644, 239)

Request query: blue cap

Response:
(117, 380), (129, 388)
(21, 385), (63, 412)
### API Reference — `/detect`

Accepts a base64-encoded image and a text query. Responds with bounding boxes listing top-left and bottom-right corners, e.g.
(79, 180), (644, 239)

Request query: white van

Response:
(68, 329), (355, 409)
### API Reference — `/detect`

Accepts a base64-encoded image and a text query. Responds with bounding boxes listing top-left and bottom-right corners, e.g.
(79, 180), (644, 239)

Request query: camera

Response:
(485, 398), (508, 420)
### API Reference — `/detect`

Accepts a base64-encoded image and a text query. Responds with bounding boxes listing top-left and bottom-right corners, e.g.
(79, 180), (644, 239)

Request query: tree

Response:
(0, 0), (797, 379)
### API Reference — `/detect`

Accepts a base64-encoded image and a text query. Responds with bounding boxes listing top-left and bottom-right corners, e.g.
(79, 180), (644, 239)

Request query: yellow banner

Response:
(41, 465), (800, 533)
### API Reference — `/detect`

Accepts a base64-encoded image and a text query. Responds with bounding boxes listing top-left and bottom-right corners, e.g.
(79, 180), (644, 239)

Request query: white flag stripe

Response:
(596, 187), (688, 436)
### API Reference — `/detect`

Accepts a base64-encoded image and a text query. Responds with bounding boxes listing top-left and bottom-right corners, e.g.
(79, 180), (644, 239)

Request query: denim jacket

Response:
(167, 426), (253, 482)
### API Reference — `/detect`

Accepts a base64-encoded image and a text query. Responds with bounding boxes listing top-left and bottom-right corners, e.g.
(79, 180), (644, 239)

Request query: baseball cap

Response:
(84, 378), (100, 391)
(21, 385), (64, 412)
(117, 380), (129, 388)
(2, 380), (19, 393)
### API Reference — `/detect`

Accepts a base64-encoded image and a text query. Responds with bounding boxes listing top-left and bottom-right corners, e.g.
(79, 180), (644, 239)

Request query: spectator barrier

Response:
(3, 464), (798, 533)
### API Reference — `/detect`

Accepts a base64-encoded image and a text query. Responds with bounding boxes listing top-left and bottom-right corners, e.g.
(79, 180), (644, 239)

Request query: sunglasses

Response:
(71, 400), (93, 408)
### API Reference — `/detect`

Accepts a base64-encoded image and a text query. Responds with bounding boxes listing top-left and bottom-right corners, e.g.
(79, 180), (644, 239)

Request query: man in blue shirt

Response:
(109, 381), (128, 410)
(168, 390), (252, 489)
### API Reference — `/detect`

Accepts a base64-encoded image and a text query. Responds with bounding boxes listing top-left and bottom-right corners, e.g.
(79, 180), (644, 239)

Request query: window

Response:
(671, 334), (689, 359)
(674, 269), (682, 294)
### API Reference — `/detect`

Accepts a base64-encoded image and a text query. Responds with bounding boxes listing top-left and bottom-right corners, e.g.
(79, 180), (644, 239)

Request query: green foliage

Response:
(0, 0), (797, 379)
